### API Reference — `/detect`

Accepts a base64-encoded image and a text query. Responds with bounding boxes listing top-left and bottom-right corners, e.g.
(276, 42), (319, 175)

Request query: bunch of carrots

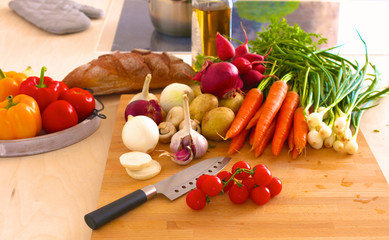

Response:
(223, 17), (389, 158)
(226, 70), (308, 159)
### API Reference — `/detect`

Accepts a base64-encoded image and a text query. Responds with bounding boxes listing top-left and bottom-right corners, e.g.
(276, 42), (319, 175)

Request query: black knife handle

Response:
(84, 189), (147, 230)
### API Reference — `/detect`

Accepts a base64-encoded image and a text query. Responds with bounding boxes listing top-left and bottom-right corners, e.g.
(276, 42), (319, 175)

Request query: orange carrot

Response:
(287, 125), (295, 152)
(225, 88), (263, 139)
(291, 146), (300, 159)
(293, 107), (308, 157)
(271, 91), (299, 156)
(249, 128), (255, 146)
(227, 128), (250, 154)
(245, 105), (264, 130)
(254, 117), (276, 157)
(252, 80), (289, 149)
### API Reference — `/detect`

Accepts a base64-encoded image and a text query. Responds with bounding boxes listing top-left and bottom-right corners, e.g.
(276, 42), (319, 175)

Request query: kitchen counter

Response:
(0, 0), (388, 239)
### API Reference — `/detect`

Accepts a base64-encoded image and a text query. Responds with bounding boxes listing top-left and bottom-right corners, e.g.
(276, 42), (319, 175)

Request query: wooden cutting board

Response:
(91, 94), (389, 239)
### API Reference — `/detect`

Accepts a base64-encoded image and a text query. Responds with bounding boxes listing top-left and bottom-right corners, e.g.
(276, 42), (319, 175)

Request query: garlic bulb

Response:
(160, 94), (208, 165)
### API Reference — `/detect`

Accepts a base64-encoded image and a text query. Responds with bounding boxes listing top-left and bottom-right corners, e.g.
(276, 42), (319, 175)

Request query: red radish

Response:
(197, 61), (241, 98)
(243, 53), (265, 62)
(241, 70), (279, 89)
(253, 63), (266, 74)
(231, 57), (252, 75)
(244, 48), (273, 63)
(241, 70), (265, 88)
(216, 32), (235, 61)
(124, 99), (163, 124)
(235, 22), (249, 58)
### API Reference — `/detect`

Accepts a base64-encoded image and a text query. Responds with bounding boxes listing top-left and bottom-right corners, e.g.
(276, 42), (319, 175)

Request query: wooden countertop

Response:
(1, 0), (389, 239)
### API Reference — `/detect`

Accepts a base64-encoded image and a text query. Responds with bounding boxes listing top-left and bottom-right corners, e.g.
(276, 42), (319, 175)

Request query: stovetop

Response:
(109, 0), (389, 56)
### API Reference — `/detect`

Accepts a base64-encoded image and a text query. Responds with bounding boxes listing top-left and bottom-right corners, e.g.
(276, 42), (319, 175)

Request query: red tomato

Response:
(201, 175), (223, 197)
(253, 165), (272, 186)
(42, 100), (78, 133)
(196, 174), (209, 191)
(186, 189), (207, 210)
(57, 81), (69, 99)
(253, 164), (267, 170)
(228, 183), (249, 204)
(251, 186), (271, 205)
(231, 161), (251, 180)
(242, 176), (256, 193)
(266, 177), (282, 197)
(60, 87), (95, 122)
(217, 171), (234, 192)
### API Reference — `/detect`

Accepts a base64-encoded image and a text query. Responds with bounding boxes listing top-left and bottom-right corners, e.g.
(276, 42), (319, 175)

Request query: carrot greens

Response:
(247, 17), (389, 154)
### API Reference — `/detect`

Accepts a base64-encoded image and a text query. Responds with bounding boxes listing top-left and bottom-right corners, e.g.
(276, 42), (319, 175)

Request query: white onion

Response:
(307, 129), (323, 149)
(160, 83), (194, 113)
(307, 112), (323, 129)
(317, 106), (329, 120)
(122, 116), (159, 153)
(345, 140), (358, 154)
(324, 133), (335, 148)
(334, 116), (347, 132)
(129, 74), (158, 103)
(333, 140), (344, 152)
(319, 123), (332, 139)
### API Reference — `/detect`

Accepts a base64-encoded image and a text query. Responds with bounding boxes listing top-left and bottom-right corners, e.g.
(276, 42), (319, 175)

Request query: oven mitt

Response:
(9, 0), (104, 35)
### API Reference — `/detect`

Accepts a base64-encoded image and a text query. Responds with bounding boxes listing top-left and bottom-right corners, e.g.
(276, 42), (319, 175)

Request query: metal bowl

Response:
(148, 0), (192, 37)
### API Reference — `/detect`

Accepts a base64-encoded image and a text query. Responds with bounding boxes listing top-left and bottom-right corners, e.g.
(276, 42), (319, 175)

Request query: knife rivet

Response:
(208, 170), (212, 173)
(174, 190), (179, 193)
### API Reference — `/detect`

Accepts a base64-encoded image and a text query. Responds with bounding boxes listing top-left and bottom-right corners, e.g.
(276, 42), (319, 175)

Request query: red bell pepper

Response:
(19, 66), (60, 111)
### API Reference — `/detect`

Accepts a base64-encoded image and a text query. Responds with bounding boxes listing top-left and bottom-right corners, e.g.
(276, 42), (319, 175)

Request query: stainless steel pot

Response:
(148, 0), (192, 37)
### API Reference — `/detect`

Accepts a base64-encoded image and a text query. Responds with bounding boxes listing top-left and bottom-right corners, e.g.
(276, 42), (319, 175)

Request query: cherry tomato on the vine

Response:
(266, 177), (282, 197)
(196, 174), (209, 191)
(201, 175), (223, 197)
(253, 165), (272, 186)
(217, 171), (234, 192)
(228, 183), (249, 204)
(251, 186), (271, 205)
(253, 164), (267, 171)
(242, 176), (256, 193)
(232, 161), (251, 180)
(186, 189), (207, 210)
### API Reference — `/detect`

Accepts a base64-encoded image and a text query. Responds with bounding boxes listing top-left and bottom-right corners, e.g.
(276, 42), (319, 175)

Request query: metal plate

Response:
(0, 102), (102, 157)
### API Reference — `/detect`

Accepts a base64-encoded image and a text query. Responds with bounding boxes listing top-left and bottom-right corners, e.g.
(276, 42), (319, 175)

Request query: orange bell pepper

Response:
(0, 69), (27, 101)
(0, 94), (42, 140)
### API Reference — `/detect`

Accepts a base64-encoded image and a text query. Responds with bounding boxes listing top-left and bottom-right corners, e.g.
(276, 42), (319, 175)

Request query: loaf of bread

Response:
(62, 49), (195, 95)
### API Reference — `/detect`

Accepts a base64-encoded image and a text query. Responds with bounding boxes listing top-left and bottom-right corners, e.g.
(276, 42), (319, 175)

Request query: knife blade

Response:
(84, 156), (231, 230)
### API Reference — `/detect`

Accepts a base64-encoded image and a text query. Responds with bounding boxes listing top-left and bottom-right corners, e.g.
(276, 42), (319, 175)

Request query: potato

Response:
(201, 107), (235, 141)
(189, 93), (218, 122)
(218, 92), (245, 114)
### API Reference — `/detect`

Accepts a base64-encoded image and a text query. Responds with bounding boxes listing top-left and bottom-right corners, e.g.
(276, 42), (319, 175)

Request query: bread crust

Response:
(62, 50), (195, 95)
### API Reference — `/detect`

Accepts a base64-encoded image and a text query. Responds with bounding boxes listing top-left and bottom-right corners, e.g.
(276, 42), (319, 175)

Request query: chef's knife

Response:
(84, 156), (231, 230)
